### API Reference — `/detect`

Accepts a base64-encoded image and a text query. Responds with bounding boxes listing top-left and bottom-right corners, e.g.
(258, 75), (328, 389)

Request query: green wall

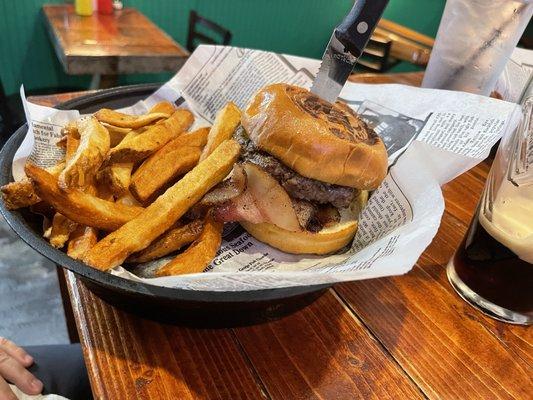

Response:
(0, 0), (93, 95)
(0, 0), (447, 96)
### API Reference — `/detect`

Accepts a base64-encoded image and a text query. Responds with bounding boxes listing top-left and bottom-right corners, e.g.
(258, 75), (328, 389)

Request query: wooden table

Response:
(31, 72), (532, 400)
(42, 4), (188, 88)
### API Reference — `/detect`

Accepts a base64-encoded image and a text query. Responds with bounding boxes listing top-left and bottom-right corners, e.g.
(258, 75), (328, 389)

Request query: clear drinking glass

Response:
(447, 82), (533, 325)
(422, 0), (533, 95)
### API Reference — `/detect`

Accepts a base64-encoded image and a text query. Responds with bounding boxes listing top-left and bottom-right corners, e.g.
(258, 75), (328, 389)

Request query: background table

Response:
(42, 4), (188, 88)
(31, 72), (532, 400)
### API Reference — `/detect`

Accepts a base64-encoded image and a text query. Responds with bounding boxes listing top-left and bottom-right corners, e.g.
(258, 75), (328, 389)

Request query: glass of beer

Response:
(447, 86), (533, 325)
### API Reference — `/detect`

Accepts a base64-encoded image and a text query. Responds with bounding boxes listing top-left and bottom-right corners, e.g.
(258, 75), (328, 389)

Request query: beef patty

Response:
(234, 127), (358, 208)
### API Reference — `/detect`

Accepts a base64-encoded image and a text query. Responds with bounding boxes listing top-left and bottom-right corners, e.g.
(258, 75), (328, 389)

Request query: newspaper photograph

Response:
(11, 45), (522, 291)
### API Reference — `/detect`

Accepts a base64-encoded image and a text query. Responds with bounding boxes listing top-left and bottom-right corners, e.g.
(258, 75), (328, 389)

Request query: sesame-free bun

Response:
(241, 84), (387, 190)
(241, 191), (368, 255)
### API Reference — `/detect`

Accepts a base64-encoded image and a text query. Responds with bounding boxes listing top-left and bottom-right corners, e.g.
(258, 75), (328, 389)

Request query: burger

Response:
(209, 83), (388, 255)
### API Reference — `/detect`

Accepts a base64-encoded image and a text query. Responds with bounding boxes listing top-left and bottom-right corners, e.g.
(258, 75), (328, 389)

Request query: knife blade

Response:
(311, 0), (389, 103)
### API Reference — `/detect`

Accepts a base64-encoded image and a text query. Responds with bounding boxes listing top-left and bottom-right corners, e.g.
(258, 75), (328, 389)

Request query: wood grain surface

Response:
(64, 273), (266, 400)
(42, 4), (188, 75)
(29, 72), (532, 399)
(233, 292), (423, 400)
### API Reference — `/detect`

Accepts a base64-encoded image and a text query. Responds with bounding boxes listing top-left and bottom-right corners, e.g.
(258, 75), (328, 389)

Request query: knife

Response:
(311, 0), (390, 103)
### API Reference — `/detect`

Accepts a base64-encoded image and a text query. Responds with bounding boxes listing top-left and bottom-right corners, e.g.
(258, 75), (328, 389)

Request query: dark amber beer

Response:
(450, 208), (533, 322)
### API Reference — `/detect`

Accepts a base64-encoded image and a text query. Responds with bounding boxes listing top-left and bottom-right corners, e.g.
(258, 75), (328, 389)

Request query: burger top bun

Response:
(242, 83), (388, 190)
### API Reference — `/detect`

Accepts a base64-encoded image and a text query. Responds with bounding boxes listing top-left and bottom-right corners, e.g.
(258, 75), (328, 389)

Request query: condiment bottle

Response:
(75, 0), (93, 16)
(98, 0), (114, 14)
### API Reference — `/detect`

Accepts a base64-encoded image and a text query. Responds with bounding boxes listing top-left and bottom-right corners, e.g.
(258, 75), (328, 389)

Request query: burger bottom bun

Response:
(241, 191), (368, 255)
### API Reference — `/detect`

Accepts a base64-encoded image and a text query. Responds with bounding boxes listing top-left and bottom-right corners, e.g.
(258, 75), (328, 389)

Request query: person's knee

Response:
(25, 344), (92, 400)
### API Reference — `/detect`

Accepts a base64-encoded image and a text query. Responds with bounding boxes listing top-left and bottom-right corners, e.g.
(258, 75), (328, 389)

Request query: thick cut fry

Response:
(65, 135), (80, 161)
(128, 219), (204, 263)
(1, 162), (65, 210)
(47, 162), (67, 176)
(49, 213), (78, 248)
(56, 136), (67, 150)
(155, 216), (222, 276)
(101, 123), (132, 147)
(59, 117), (110, 189)
(98, 162), (134, 196)
(83, 139), (241, 270)
(1, 179), (41, 210)
(149, 101), (176, 115)
(131, 149), (200, 203)
(63, 129), (97, 254)
(95, 108), (169, 129)
(61, 122), (79, 139)
(130, 128), (209, 203)
(200, 103), (241, 161)
(55, 133), (82, 243)
(26, 164), (143, 231)
(116, 191), (142, 207)
(108, 109), (194, 163)
(156, 127), (210, 156)
(67, 225), (98, 260)
(119, 121), (162, 144)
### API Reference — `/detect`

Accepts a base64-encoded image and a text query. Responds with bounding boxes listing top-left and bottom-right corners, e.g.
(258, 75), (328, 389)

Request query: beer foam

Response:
(480, 179), (533, 263)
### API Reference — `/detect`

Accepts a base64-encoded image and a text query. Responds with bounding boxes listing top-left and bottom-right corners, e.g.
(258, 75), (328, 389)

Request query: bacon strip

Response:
(213, 191), (265, 224)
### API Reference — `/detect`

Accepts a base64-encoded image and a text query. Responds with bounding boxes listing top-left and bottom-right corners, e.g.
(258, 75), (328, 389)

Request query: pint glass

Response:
(447, 86), (533, 324)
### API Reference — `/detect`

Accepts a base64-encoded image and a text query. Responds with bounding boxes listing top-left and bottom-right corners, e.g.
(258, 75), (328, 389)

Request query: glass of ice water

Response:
(422, 0), (533, 96)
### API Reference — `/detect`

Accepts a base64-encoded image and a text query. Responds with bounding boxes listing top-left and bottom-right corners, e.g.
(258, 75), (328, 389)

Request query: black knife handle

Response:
(335, 0), (389, 58)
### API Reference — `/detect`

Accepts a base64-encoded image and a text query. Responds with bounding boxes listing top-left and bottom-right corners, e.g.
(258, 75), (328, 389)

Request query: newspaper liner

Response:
(12, 45), (522, 292)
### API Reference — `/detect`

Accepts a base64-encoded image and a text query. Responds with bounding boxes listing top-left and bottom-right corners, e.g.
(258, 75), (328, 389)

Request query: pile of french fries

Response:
(1, 101), (242, 277)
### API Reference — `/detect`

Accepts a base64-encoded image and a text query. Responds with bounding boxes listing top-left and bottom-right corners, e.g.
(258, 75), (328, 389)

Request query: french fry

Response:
(56, 135), (67, 150)
(149, 101), (176, 115)
(49, 213), (78, 248)
(1, 162), (65, 210)
(64, 132), (98, 256)
(131, 149), (200, 203)
(83, 139), (241, 270)
(118, 121), (161, 145)
(116, 191), (142, 207)
(61, 121), (79, 139)
(67, 225), (98, 260)
(120, 129), (142, 143)
(199, 102), (241, 161)
(98, 162), (134, 196)
(128, 219), (204, 263)
(108, 109), (194, 163)
(65, 134), (80, 161)
(156, 127), (210, 155)
(50, 129), (82, 246)
(155, 215), (222, 276)
(101, 123), (132, 147)
(64, 183), (99, 257)
(59, 117), (110, 189)
(1, 179), (41, 210)
(95, 109), (169, 129)
(26, 164), (143, 231)
(130, 128), (209, 203)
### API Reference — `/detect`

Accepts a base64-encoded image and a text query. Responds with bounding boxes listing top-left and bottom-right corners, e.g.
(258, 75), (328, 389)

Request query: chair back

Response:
(187, 10), (232, 52)
(357, 36), (398, 72)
